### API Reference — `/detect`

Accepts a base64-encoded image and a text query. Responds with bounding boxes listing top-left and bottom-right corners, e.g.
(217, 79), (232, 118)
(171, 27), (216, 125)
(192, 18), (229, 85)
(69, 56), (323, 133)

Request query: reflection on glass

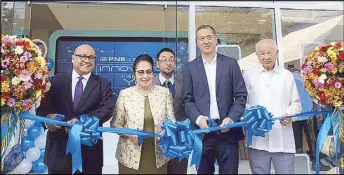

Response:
(195, 6), (275, 70)
(281, 9), (343, 69)
(1, 2), (30, 36)
(29, 3), (188, 100)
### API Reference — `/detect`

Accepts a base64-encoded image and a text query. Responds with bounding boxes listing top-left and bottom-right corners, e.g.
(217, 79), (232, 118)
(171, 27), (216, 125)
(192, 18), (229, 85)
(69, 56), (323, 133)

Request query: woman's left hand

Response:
(156, 130), (165, 143)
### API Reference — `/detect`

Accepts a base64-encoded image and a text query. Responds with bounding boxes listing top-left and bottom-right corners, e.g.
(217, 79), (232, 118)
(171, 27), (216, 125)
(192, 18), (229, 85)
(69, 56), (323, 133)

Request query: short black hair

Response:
(133, 54), (154, 72)
(287, 64), (294, 69)
(196, 24), (216, 36)
(156, 48), (175, 61)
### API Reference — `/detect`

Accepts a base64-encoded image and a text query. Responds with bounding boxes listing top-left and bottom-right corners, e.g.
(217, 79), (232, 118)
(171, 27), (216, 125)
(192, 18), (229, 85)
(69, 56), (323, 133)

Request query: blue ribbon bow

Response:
(242, 105), (273, 146)
(65, 114), (102, 173)
(158, 120), (195, 162)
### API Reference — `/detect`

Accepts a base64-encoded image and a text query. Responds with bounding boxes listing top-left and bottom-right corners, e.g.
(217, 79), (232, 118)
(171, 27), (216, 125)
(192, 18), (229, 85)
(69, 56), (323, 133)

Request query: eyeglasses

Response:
(74, 54), (96, 61)
(158, 59), (175, 64)
(136, 69), (153, 76)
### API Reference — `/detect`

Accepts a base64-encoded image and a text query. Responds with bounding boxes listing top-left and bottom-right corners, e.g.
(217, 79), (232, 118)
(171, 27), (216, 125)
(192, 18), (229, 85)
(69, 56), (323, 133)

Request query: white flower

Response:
(318, 74), (327, 84)
(317, 56), (328, 63)
(11, 76), (21, 85)
(14, 46), (24, 55)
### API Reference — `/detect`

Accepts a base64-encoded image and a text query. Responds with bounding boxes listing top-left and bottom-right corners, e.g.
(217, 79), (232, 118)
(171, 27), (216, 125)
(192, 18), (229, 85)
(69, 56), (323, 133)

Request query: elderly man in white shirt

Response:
(243, 39), (302, 174)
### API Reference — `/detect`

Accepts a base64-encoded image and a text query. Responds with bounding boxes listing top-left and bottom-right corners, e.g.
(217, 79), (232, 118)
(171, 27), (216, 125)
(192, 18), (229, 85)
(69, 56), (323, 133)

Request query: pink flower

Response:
(306, 61), (312, 66)
(19, 70), (32, 82)
(20, 55), (28, 62)
(302, 65), (311, 74)
(334, 82), (342, 88)
(314, 80), (323, 88)
(35, 71), (43, 79)
(1, 60), (10, 69)
(325, 63), (334, 72)
(23, 52), (32, 59)
(23, 80), (33, 90)
(2, 36), (11, 42)
(7, 98), (15, 107)
(21, 99), (32, 106)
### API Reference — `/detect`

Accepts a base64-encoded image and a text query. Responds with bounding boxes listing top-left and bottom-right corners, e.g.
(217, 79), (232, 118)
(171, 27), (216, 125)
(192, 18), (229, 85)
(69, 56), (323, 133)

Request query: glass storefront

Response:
(2, 0), (343, 99)
(1, 1), (343, 173)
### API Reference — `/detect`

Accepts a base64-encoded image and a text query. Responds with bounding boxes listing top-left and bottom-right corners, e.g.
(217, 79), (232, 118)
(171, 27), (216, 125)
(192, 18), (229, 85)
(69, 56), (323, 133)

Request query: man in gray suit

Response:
(153, 48), (188, 174)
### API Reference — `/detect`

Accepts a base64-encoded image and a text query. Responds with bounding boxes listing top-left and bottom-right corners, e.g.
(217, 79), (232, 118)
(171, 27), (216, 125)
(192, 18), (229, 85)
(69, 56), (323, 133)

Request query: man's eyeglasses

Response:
(74, 54), (96, 61)
(136, 69), (153, 76)
(158, 59), (175, 64)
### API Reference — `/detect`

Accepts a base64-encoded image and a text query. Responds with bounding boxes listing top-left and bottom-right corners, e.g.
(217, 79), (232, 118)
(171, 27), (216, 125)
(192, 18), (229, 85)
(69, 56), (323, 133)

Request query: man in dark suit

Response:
(182, 25), (248, 174)
(153, 48), (188, 174)
(37, 44), (115, 174)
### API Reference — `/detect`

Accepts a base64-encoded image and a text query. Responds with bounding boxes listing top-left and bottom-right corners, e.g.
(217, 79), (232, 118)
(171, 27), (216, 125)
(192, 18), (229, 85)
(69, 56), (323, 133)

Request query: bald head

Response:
(74, 44), (95, 55)
(72, 44), (96, 75)
(255, 39), (277, 53)
(255, 39), (279, 71)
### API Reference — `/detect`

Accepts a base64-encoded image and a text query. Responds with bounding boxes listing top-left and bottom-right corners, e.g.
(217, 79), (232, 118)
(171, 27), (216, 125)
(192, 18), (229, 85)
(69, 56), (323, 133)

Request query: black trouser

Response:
(197, 132), (239, 174)
(292, 118), (317, 161)
(167, 158), (188, 174)
(48, 155), (102, 174)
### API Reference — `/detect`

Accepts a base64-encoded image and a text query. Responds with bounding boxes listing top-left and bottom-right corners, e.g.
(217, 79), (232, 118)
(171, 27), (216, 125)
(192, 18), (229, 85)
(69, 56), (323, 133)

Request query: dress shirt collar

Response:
(72, 69), (91, 81)
(159, 73), (174, 85)
(202, 54), (217, 65)
(257, 63), (282, 74)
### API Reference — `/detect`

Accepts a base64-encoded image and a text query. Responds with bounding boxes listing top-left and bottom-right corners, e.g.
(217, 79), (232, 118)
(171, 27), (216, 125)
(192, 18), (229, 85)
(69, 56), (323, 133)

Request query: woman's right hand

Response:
(123, 134), (139, 145)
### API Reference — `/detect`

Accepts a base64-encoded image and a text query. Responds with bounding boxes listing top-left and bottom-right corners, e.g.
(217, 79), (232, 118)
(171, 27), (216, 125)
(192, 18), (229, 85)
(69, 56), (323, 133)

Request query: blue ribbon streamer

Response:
(16, 106), (335, 174)
(19, 112), (158, 173)
(315, 110), (340, 174)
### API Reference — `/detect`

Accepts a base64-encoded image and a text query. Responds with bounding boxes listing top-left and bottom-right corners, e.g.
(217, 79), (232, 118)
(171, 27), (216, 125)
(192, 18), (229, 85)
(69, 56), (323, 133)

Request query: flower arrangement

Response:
(1, 34), (51, 172)
(301, 42), (344, 108)
(1, 35), (51, 112)
(301, 41), (344, 174)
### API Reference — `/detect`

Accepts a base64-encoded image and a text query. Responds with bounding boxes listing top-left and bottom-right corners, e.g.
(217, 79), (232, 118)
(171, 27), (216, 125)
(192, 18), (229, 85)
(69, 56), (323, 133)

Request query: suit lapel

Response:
(77, 74), (99, 111)
(216, 54), (224, 91)
(65, 73), (74, 113)
(173, 78), (182, 109)
(196, 58), (209, 90)
(153, 76), (160, 85)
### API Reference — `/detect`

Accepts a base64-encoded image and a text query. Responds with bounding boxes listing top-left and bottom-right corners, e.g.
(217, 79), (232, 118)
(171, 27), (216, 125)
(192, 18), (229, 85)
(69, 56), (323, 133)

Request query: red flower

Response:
(334, 42), (342, 49)
(33, 79), (41, 89)
(23, 41), (31, 49)
(313, 70), (319, 76)
(1, 75), (7, 81)
(319, 91), (326, 101)
(339, 52), (344, 61)
(2, 92), (10, 100)
(320, 45), (331, 52)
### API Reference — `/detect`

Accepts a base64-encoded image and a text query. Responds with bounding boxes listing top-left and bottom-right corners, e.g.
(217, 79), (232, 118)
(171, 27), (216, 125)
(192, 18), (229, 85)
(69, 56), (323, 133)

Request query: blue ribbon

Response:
(16, 106), (335, 174)
(315, 109), (341, 174)
(65, 115), (102, 173)
(19, 112), (158, 173)
(241, 106), (273, 146)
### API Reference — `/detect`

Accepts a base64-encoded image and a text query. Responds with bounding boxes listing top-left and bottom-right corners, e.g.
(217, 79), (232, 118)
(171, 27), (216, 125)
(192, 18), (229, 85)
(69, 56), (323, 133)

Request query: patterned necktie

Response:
(74, 76), (84, 110)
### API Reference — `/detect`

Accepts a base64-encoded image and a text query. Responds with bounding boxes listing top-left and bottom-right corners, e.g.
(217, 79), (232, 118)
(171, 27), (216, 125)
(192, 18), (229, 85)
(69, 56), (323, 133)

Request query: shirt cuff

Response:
(195, 115), (203, 126)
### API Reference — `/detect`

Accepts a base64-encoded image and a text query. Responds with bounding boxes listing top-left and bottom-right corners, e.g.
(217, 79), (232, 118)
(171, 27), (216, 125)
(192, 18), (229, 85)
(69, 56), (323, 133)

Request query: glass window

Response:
(1, 2), (30, 36)
(280, 9), (343, 70)
(195, 6), (276, 70)
(29, 3), (187, 100)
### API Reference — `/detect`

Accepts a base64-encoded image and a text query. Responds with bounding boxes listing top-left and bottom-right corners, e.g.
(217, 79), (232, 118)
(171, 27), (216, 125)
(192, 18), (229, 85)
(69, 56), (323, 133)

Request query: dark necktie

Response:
(74, 76), (84, 110)
(164, 80), (175, 98)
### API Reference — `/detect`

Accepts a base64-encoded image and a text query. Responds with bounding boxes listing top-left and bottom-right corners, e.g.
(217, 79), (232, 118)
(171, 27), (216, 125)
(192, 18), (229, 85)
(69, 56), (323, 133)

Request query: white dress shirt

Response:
(159, 73), (175, 85)
(72, 70), (91, 102)
(196, 55), (220, 126)
(243, 65), (301, 153)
